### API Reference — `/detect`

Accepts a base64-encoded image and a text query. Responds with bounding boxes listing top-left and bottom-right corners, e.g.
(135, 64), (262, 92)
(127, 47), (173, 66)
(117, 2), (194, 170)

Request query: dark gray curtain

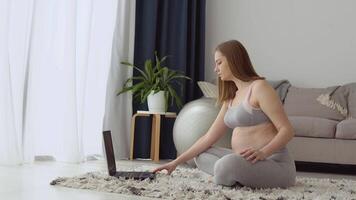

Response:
(132, 0), (206, 159)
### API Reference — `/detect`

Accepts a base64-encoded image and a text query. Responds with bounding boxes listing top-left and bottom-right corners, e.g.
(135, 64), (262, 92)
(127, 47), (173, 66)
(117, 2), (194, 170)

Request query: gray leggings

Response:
(194, 147), (296, 188)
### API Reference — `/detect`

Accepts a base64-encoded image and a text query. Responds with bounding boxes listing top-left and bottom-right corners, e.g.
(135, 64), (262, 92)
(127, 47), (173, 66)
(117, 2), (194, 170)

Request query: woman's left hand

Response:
(239, 148), (267, 164)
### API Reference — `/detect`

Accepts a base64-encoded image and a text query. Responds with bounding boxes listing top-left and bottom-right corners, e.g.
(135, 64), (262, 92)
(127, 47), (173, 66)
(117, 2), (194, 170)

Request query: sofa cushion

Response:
(344, 83), (356, 118)
(335, 119), (356, 139)
(288, 116), (338, 138)
(284, 86), (345, 121)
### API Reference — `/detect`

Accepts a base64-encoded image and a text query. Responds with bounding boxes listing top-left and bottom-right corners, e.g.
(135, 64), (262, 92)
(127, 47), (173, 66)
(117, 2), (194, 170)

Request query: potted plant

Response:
(117, 52), (191, 112)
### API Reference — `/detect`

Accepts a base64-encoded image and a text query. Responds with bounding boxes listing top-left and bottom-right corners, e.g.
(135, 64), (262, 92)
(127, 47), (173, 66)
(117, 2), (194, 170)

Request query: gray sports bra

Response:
(224, 82), (271, 128)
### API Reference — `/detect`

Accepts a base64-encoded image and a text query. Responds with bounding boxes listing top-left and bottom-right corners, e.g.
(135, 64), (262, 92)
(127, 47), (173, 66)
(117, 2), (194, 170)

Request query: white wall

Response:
(205, 0), (356, 87)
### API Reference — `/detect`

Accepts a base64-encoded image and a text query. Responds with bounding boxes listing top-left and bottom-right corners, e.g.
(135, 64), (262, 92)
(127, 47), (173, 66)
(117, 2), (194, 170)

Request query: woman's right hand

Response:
(152, 160), (178, 175)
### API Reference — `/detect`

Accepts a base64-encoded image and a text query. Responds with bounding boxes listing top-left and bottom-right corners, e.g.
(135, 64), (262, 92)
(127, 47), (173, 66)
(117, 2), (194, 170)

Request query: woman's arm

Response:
(153, 101), (230, 174)
(254, 80), (294, 157)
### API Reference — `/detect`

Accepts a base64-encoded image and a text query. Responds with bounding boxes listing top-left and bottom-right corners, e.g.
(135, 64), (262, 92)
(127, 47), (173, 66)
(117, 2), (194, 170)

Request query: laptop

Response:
(103, 130), (156, 180)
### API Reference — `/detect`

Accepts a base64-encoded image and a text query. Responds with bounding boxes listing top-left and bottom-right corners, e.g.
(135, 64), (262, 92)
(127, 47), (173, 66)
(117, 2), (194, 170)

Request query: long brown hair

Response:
(215, 40), (265, 104)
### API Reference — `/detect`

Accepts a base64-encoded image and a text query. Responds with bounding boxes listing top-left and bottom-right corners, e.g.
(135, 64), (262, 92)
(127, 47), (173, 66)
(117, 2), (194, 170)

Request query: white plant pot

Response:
(147, 90), (166, 112)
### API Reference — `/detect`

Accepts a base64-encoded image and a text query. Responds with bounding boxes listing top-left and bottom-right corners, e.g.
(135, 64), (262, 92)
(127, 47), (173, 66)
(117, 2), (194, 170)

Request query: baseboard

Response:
(295, 161), (356, 175)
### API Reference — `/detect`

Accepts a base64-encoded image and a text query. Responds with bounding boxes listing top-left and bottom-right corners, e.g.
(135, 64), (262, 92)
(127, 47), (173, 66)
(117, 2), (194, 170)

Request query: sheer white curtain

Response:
(0, 0), (132, 165)
(103, 0), (135, 160)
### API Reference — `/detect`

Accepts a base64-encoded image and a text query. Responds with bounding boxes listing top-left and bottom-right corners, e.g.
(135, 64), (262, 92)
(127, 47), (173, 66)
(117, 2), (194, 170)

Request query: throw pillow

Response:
(316, 86), (348, 118)
(316, 82), (356, 119)
(197, 81), (218, 98)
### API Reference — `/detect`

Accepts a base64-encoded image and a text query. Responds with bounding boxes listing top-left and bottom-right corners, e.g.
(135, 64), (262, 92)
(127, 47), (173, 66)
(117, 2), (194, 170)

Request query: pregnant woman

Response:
(153, 40), (296, 188)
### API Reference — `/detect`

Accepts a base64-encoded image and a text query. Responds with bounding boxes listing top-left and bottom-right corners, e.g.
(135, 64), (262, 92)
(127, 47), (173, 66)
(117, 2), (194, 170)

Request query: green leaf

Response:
(162, 67), (169, 83)
(120, 61), (135, 66)
(130, 82), (146, 95)
(142, 89), (152, 103)
(121, 61), (149, 81)
(164, 90), (169, 112)
(168, 85), (183, 108)
(144, 59), (154, 82)
(167, 75), (191, 83)
(154, 51), (162, 71)
(116, 85), (134, 96)
(139, 89), (146, 103)
(123, 76), (145, 87)
(160, 55), (168, 64)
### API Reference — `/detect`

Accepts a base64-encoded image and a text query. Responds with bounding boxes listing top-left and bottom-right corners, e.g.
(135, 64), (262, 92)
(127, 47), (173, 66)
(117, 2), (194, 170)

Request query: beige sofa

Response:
(284, 83), (356, 165)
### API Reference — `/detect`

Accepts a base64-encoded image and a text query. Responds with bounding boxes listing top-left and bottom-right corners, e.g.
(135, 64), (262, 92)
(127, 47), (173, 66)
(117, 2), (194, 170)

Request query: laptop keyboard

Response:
(115, 171), (155, 180)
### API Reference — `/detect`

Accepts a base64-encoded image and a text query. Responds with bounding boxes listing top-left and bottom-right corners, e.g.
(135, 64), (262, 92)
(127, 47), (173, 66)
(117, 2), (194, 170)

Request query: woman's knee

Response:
(213, 154), (243, 186)
(194, 153), (218, 175)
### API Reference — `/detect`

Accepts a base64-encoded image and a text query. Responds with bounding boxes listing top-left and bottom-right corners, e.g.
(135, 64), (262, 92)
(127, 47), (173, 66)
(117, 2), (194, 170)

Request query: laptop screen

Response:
(103, 130), (116, 176)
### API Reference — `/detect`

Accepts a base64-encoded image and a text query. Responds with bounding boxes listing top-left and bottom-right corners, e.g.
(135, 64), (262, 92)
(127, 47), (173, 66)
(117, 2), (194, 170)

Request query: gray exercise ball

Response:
(173, 97), (232, 167)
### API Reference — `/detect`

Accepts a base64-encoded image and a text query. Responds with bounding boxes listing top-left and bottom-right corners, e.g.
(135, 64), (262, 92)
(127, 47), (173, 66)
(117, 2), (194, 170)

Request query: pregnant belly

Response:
(231, 122), (277, 153)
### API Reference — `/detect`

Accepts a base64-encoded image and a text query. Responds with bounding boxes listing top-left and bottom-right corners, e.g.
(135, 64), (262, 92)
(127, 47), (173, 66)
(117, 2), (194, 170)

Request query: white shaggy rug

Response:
(50, 166), (356, 200)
